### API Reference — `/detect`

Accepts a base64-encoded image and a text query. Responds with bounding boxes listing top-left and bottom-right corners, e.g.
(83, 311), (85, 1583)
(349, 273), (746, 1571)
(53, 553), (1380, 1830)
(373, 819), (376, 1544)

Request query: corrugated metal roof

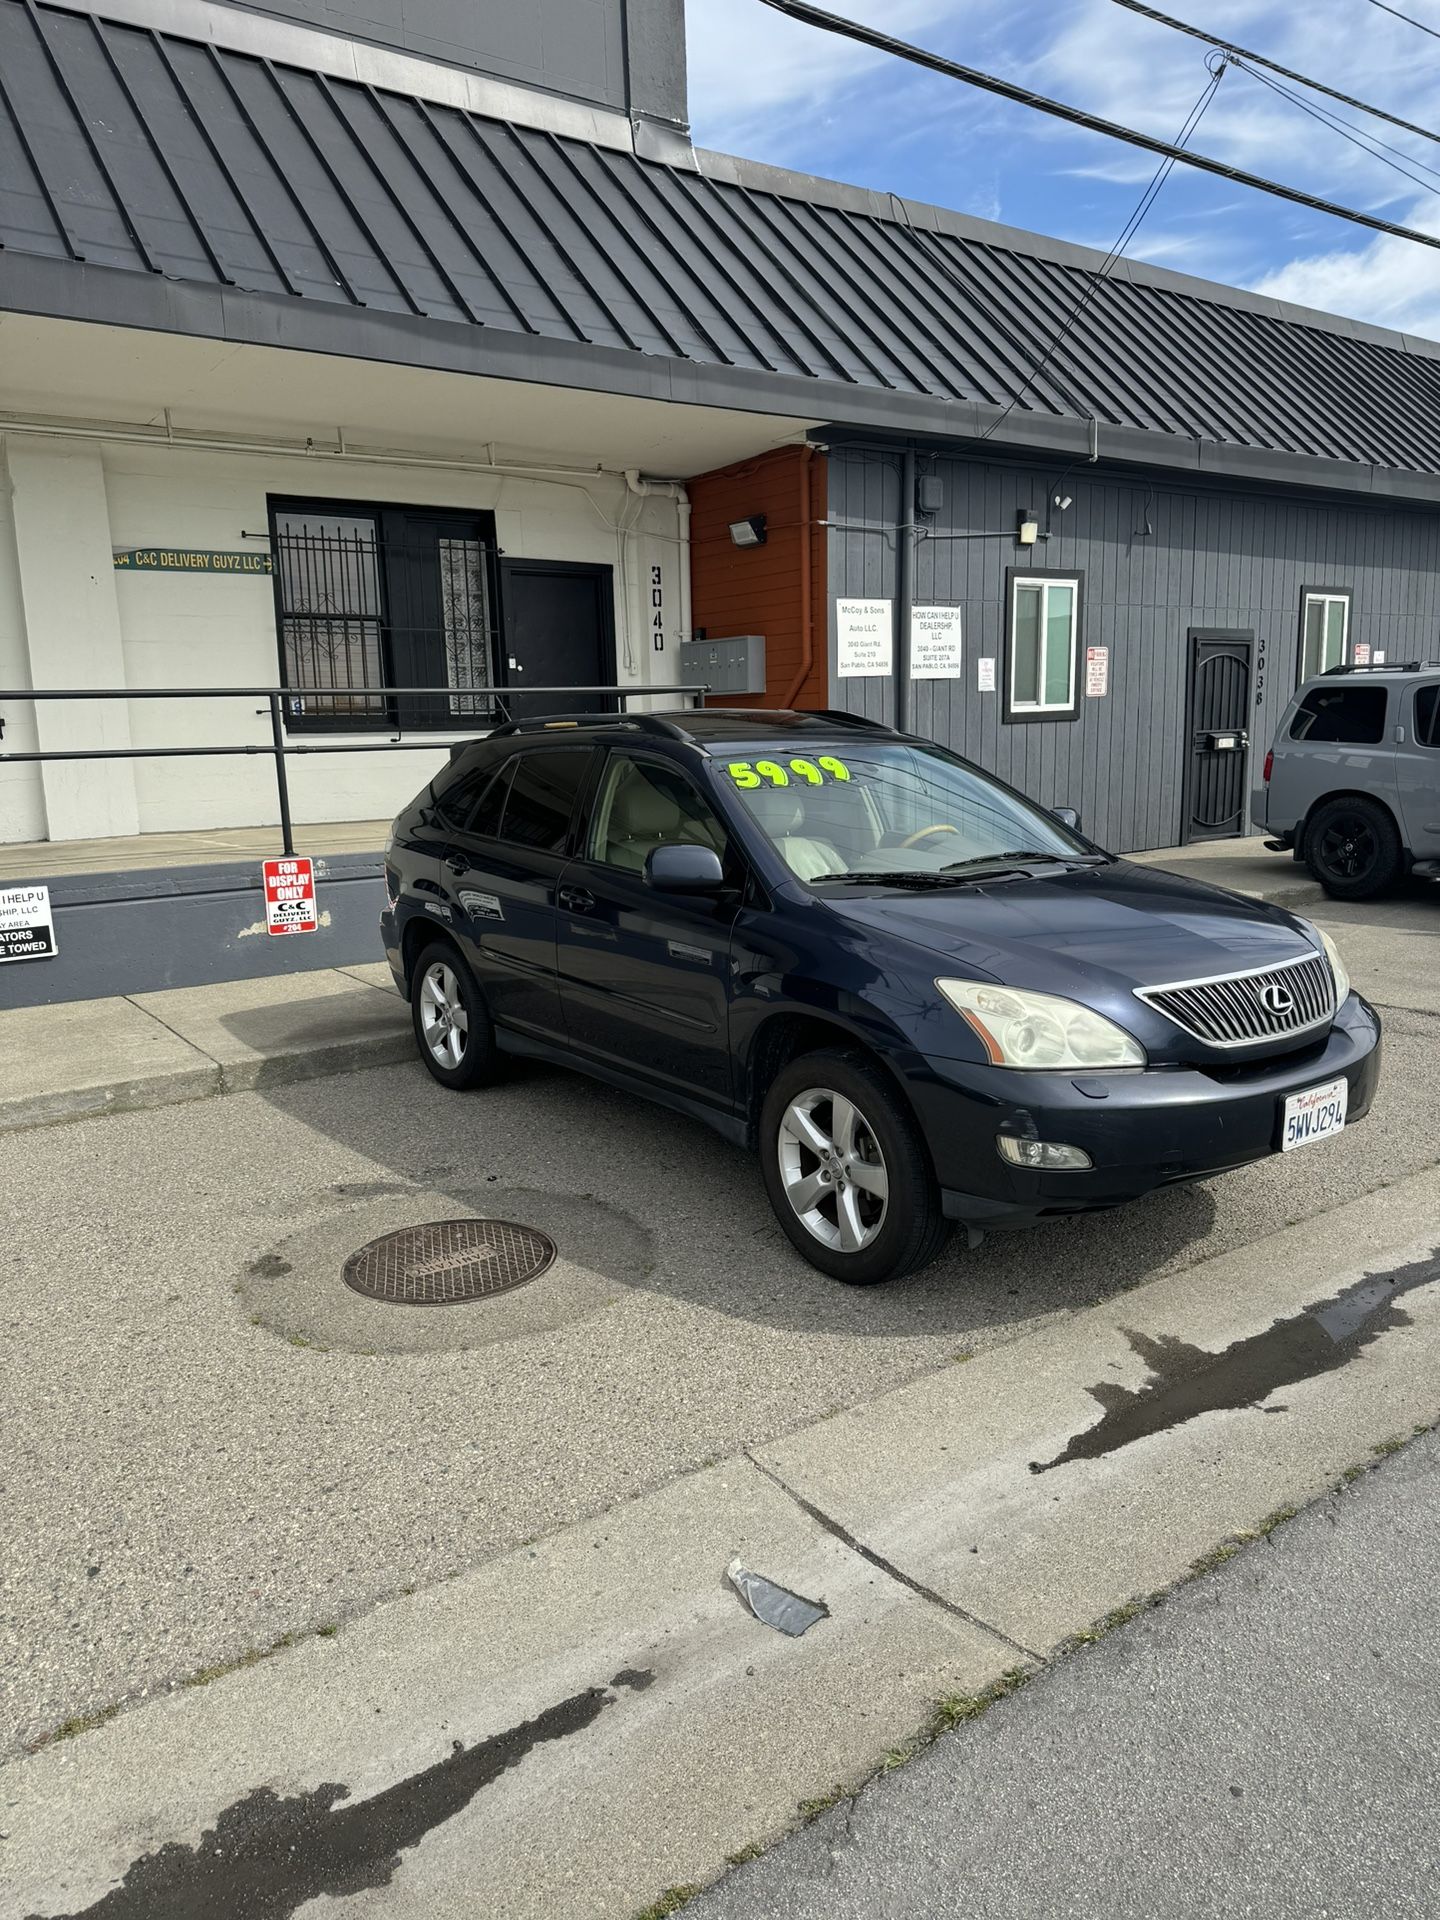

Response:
(4, 0), (1440, 478)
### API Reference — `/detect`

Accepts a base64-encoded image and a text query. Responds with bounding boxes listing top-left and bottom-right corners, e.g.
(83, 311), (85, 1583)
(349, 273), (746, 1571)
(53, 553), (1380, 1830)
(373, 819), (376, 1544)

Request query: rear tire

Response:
(1304, 797), (1404, 900)
(759, 1048), (951, 1284)
(409, 941), (502, 1090)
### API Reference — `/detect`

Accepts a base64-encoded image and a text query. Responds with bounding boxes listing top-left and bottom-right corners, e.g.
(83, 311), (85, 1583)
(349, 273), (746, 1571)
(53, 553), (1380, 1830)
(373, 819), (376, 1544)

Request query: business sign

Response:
(910, 605), (963, 680)
(1085, 645), (1110, 698)
(836, 599), (893, 678)
(0, 884), (57, 963)
(262, 857), (318, 936)
(114, 549), (273, 575)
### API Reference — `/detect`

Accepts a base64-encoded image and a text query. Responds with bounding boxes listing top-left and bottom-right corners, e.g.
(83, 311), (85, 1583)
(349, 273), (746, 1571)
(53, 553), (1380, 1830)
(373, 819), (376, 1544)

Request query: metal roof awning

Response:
(3, 0), (1440, 497)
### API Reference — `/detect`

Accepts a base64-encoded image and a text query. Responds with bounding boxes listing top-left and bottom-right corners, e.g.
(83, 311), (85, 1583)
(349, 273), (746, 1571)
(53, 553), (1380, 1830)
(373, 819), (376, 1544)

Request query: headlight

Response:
(1316, 927), (1351, 1005)
(937, 979), (1146, 1070)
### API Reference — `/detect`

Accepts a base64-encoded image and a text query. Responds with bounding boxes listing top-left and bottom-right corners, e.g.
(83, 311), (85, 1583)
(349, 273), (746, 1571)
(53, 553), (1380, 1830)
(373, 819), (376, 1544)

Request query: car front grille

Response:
(1136, 952), (1336, 1050)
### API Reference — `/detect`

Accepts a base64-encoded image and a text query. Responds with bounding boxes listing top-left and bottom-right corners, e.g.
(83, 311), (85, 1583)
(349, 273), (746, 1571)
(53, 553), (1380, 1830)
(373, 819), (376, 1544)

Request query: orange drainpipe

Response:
(782, 444), (816, 708)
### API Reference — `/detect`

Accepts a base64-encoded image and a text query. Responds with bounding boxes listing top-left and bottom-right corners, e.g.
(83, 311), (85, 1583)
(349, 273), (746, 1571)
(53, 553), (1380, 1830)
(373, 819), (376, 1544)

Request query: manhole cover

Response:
(342, 1219), (557, 1306)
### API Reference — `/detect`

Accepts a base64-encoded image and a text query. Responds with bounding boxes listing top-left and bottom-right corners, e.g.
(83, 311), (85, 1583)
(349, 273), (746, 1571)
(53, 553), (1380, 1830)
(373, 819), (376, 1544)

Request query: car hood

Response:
(823, 859), (1320, 995)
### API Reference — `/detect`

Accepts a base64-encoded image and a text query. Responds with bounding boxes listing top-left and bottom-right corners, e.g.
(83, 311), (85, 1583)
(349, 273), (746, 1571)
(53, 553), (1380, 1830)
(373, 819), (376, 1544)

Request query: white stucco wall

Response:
(3, 435), (686, 842)
(0, 439), (48, 843)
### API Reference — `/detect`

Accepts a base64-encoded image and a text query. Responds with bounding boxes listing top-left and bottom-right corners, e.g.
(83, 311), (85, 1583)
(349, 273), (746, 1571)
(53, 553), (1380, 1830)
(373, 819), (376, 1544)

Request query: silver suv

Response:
(1257, 664), (1440, 898)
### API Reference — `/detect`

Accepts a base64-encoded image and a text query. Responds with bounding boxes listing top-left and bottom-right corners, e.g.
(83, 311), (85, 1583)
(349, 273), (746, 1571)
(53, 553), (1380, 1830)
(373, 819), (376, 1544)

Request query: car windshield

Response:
(717, 740), (1098, 884)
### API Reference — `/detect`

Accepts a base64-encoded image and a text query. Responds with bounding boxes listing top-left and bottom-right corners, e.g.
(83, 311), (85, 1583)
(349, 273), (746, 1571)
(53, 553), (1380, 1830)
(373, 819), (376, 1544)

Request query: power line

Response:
(972, 58), (1227, 442)
(1367, 0), (1440, 41)
(1234, 58), (1440, 199)
(1104, 0), (1440, 151)
(755, 0), (1440, 252)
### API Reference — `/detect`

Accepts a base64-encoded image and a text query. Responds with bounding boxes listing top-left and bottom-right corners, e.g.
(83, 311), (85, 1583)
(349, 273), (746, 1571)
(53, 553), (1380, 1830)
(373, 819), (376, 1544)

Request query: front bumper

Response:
(897, 995), (1382, 1229)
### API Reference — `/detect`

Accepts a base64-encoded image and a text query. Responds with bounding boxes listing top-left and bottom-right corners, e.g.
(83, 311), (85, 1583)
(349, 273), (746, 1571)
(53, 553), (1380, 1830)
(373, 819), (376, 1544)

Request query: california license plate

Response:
(1281, 1076), (1348, 1153)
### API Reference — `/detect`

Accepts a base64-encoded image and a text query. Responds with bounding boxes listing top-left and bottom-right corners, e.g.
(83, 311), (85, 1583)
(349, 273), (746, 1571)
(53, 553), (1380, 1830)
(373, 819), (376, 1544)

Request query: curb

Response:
(0, 1034), (414, 1133)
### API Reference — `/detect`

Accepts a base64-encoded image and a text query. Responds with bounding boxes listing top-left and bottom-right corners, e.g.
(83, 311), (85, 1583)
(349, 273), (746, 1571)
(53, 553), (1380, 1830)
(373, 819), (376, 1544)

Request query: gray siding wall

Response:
(214, 0), (631, 110)
(828, 448), (1440, 852)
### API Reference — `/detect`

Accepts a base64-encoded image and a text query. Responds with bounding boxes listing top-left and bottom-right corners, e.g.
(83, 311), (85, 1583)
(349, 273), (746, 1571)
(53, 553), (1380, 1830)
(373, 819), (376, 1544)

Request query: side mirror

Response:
(645, 843), (726, 894)
(1051, 806), (1082, 832)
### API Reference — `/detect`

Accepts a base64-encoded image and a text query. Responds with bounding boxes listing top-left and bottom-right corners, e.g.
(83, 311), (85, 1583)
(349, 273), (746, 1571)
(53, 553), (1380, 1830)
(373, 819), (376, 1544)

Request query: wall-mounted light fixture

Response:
(1053, 492), (1073, 511)
(1017, 509), (1039, 547)
(728, 514), (767, 548)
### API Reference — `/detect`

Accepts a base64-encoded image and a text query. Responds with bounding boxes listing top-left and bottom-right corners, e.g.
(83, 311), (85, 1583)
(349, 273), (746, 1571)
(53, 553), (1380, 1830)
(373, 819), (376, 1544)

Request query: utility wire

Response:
(1234, 58), (1440, 198)
(970, 57), (1226, 441)
(1368, 0), (1440, 41)
(755, 0), (1440, 252)
(1105, 0), (1440, 150)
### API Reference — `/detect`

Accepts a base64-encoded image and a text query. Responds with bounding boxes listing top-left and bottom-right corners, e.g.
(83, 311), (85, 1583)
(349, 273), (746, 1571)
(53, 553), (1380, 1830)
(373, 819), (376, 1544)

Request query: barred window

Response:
(270, 499), (498, 731)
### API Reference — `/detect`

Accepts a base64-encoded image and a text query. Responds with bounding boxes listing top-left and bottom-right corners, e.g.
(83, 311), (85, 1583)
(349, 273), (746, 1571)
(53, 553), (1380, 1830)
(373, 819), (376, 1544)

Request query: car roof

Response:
(480, 708), (902, 752)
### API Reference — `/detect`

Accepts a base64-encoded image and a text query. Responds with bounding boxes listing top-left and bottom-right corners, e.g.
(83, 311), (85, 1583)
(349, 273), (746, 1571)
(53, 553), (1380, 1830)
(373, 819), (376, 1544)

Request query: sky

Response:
(684, 0), (1440, 340)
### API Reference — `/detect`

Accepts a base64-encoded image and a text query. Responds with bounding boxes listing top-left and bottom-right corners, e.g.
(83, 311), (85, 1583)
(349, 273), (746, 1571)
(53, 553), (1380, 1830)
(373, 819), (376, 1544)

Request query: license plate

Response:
(1281, 1076), (1348, 1153)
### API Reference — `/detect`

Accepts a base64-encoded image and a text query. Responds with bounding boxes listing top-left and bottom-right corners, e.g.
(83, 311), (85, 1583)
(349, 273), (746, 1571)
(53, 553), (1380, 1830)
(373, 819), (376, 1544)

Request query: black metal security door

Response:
(1184, 630), (1254, 843)
(385, 511), (498, 729)
(501, 561), (616, 719)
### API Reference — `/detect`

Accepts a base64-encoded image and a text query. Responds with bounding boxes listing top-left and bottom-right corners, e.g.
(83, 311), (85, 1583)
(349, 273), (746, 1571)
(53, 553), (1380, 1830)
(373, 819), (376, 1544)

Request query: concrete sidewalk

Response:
(0, 962), (411, 1132)
(1123, 832), (1323, 907)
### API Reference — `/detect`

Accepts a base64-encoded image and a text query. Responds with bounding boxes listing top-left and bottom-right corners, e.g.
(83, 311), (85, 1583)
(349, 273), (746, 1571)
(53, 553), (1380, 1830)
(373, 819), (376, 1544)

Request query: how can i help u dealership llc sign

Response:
(0, 885), (57, 963)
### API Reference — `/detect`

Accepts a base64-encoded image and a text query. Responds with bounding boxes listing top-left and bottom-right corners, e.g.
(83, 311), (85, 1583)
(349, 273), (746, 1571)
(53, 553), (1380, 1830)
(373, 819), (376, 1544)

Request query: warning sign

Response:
(0, 884), (57, 963)
(262, 857), (318, 936)
(1085, 645), (1110, 698)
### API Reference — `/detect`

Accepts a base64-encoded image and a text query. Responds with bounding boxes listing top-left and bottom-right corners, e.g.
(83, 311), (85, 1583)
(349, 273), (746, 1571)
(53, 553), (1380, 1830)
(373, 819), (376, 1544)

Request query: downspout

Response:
(782, 444), (816, 709)
(625, 470), (692, 697)
(895, 445), (916, 733)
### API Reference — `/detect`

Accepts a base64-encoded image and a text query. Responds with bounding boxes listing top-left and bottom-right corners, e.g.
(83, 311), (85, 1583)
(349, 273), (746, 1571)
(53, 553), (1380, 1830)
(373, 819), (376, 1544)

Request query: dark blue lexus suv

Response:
(381, 709), (1381, 1284)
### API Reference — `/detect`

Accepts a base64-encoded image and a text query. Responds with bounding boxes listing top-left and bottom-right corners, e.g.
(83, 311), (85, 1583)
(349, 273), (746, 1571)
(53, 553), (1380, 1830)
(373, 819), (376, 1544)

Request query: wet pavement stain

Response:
(32, 1669), (652, 1920)
(1032, 1249), (1440, 1475)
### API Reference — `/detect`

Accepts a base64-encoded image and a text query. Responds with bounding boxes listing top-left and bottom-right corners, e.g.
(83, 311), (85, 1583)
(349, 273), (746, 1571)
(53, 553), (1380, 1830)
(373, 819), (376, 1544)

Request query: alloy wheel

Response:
(419, 960), (470, 1070)
(777, 1086), (890, 1254)
(1318, 814), (1377, 881)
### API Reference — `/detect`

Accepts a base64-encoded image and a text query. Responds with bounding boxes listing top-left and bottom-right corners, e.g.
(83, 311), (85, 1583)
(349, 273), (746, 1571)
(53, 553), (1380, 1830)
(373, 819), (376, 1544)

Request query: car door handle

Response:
(559, 885), (595, 914)
(444, 854), (467, 877)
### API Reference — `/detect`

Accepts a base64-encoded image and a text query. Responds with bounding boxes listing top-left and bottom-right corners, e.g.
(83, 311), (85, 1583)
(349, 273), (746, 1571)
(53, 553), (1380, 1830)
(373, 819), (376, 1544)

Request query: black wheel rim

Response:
(1318, 815), (1377, 881)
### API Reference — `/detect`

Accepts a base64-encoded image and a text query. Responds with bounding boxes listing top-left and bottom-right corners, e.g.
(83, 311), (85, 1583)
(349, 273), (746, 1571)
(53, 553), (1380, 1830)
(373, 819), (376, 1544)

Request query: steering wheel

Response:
(900, 823), (961, 851)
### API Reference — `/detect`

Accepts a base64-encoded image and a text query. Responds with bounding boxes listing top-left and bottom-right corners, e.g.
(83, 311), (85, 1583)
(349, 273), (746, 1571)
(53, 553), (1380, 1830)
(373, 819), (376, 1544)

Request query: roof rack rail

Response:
(1321, 660), (1431, 675)
(485, 711), (692, 740)
(808, 708), (900, 732)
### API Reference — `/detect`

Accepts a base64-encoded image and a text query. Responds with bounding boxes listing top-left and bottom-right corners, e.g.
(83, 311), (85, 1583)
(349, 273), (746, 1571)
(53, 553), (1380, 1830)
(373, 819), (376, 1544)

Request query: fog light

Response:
(997, 1137), (1093, 1170)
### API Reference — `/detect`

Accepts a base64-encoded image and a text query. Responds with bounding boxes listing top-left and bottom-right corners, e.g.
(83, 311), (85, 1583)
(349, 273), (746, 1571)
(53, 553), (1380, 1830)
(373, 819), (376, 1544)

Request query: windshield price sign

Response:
(0, 884), (57, 963)
(262, 857), (318, 936)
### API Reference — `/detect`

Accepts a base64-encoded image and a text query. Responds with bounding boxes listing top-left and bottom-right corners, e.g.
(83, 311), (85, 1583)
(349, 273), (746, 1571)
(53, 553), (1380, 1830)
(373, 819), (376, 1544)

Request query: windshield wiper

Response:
(810, 869), (977, 889)
(940, 849), (1106, 872)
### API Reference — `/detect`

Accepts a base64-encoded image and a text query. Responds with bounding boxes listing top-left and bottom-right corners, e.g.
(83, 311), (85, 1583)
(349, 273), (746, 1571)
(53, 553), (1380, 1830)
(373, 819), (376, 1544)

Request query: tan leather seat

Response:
(600, 765), (723, 872)
(747, 787), (843, 881)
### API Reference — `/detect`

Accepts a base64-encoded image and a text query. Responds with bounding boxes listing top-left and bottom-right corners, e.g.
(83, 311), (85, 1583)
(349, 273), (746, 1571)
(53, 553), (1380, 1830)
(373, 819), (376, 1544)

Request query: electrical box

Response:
(679, 635), (766, 696)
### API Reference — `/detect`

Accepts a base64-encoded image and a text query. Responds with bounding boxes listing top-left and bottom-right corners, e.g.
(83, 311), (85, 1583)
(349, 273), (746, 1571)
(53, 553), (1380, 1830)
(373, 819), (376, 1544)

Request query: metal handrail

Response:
(0, 682), (709, 855)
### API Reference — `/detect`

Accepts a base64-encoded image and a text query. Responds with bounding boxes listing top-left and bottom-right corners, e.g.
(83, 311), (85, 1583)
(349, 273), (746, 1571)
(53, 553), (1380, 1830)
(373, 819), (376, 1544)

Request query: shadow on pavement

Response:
(255, 1051), (1221, 1343)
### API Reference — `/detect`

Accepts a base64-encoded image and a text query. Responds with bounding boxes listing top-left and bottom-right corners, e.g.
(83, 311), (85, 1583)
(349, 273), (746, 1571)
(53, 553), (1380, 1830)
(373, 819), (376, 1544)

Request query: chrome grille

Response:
(1136, 952), (1336, 1049)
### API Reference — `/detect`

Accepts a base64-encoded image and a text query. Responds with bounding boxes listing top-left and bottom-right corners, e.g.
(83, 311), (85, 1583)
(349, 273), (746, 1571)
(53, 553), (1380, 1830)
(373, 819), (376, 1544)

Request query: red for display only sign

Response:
(262, 857), (318, 936)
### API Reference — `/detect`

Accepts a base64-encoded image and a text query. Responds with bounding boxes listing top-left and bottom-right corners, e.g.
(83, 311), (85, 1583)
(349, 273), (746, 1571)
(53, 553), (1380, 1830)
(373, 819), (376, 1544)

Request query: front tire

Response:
(759, 1049), (950, 1284)
(1304, 797), (1403, 900)
(409, 941), (501, 1090)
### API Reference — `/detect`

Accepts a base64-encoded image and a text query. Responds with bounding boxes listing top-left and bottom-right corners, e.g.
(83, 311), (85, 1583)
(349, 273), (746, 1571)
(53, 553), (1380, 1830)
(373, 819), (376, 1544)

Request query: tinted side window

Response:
(469, 759), (513, 838)
(1415, 684), (1440, 748)
(499, 749), (592, 851)
(1289, 686), (1387, 745)
(432, 760), (495, 831)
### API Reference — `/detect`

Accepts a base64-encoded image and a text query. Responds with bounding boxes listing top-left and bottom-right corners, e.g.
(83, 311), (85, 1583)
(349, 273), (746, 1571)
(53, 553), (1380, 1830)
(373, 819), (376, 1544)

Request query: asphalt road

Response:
(1, 892), (1437, 1754)
(690, 1426), (1440, 1920)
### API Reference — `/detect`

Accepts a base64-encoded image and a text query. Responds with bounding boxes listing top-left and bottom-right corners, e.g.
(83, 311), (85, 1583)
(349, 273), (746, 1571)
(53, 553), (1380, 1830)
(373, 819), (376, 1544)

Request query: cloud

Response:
(686, 0), (952, 154)
(1249, 201), (1440, 342)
